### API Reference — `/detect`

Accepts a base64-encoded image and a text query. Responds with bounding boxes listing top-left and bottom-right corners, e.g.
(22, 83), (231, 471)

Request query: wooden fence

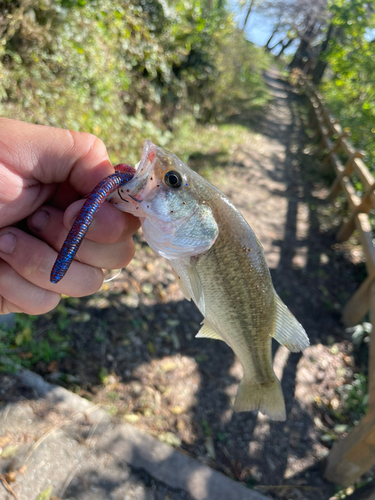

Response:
(297, 73), (375, 487)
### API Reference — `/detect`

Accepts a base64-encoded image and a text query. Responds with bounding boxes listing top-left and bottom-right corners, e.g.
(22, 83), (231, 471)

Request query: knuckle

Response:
(24, 292), (60, 315)
(68, 268), (104, 297)
(122, 239), (136, 267)
(67, 130), (108, 166)
(74, 131), (107, 160)
(107, 240), (135, 269)
(22, 250), (50, 279)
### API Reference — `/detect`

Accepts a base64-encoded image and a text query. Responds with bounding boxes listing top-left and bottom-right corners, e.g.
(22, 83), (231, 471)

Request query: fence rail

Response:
(297, 73), (375, 487)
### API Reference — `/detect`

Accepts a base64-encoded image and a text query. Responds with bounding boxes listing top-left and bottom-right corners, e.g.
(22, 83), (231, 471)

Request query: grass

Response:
(0, 307), (71, 372)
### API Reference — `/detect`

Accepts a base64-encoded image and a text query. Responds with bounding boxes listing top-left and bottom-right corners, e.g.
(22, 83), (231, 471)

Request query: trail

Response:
(106, 67), (359, 497)
(1, 69), (364, 500)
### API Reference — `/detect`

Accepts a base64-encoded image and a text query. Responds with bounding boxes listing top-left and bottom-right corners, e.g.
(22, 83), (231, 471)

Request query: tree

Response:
(320, 0), (375, 174)
(244, 0), (329, 65)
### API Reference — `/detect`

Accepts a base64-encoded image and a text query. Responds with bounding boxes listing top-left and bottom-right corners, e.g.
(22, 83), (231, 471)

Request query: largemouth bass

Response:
(110, 140), (309, 421)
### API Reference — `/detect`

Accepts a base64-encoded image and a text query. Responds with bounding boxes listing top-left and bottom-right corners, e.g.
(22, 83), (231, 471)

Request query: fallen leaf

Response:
(204, 437), (216, 459)
(161, 360), (176, 372)
(171, 406), (184, 415)
(141, 283), (153, 294)
(0, 436), (10, 447)
(147, 341), (156, 354)
(124, 414), (140, 423)
(4, 471), (16, 483)
(166, 319), (180, 327)
(158, 432), (181, 447)
(36, 485), (53, 500)
(1, 445), (19, 458)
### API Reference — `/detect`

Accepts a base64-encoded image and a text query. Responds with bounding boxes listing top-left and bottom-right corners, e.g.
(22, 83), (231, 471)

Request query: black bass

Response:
(110, 140), (309, 420)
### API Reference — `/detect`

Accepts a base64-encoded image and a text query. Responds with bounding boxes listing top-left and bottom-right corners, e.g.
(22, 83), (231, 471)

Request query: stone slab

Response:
(0, 369), (268, 500)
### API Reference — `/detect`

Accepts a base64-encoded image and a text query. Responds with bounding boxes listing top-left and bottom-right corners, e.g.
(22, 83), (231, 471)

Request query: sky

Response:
(230, 3), (298, 55)
(229, 1), (276, 46)
(242, 12), (276, 46)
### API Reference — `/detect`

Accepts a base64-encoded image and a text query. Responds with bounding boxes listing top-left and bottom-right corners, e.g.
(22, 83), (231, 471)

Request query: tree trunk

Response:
(276, 37), (296, 58)
(312, 21), (335, 84)
(242, 0), (256, 32)
(269, 37), (285, 52)
(288, 18), (315, 70)
(264, 25), (279, 51)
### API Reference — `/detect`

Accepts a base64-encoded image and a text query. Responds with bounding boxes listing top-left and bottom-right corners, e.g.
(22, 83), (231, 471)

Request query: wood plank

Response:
(342, 274), (374, 326)
(320, 105), (342, 136)
(342, 178), (361, 210)
(355, 213), (375, 274)
(368, 282), (375, 415)
(337, 217), (357, 242)
(328, 155), (356, 200)
(340, 136), (356, 157)
(336, 180), (375, 241)
(330, 153), (344, 175)
(354, 158), (375, 192)
(326, 281), (375, 486)
(322, 136), (334, 155)
(324, 411), (375, 486)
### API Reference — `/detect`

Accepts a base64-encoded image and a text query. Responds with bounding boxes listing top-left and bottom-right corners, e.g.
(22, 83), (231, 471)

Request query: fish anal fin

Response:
(233, 377), (286, 421)
(196, 319), (223, 341)
(273, 292), (309, 353)
(171, 269), (191, 301)
(188, 264), (205, 315)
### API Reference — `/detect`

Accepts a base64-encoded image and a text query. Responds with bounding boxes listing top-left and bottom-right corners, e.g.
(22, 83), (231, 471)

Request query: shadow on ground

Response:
(1, 69), (368, 500)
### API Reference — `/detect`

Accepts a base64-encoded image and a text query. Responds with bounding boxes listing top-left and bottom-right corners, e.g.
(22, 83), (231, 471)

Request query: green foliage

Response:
(0, 0), (270, 164)
(0, 312), (70, 371)
(337, 373), (368, 425)
(320, 0), (375, 177)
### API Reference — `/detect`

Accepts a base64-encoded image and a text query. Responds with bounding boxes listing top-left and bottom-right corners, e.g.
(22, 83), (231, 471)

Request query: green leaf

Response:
(36, 486), (53, 500)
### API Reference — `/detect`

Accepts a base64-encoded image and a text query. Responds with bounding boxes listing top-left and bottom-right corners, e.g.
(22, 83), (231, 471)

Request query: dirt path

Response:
(7, 69), (367, 499)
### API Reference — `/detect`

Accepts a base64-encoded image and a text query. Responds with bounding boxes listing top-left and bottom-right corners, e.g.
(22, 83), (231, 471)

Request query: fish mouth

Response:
(111, 140), (161, 212)
(117, 191), (143, 205)
(128, 194), (143, 203)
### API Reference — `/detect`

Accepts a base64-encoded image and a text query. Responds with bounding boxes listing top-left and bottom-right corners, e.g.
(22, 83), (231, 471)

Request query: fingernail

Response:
(0, 233), (16, 254)
(30, 210), (50, 232)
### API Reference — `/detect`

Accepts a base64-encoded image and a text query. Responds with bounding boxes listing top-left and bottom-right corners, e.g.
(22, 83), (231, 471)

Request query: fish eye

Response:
(164, 170), (182, 189)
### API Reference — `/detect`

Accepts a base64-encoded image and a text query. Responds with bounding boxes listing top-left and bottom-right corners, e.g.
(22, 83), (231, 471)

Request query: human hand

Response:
(0, 118), (140, 315)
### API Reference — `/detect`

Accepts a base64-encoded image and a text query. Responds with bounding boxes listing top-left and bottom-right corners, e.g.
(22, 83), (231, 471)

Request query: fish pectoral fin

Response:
(188, 264), (206, 316)
(196, 319), (223, 341)
(171, 269), (191, 301)
(273, 292), (310, 353)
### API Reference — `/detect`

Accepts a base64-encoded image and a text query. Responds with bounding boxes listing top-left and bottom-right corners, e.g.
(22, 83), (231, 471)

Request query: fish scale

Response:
(194, 198), (276, 387)
(109, 140), (309, 420)
(53, 139), (309, 421)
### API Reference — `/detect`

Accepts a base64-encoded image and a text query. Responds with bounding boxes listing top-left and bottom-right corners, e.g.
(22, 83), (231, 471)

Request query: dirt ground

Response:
(4, 69), (372, 499)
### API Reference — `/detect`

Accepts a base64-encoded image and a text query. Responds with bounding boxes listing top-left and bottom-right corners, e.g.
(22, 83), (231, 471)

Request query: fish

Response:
(110, 139), (309, 420)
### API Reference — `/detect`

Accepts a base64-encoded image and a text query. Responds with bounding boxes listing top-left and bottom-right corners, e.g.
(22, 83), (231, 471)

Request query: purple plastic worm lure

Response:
(50, 164), (136, 284)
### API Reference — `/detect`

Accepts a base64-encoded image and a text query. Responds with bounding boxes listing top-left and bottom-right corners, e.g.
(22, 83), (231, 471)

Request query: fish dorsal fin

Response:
(171, 269), (191, 301)
(273, 292), (309, 352)
(196, 319), (223, 341)
(188, 264), (206, 316)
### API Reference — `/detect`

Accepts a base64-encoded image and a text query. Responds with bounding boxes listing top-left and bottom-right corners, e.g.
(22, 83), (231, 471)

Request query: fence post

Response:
(325, 282), (375, 486)
(342, 278), (371, 327)
(298, 74), (375, 486)
(328, 150), (364, 201)
(337, 180), (375, 242)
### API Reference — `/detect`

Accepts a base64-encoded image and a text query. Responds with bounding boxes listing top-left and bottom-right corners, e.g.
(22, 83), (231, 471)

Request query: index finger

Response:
(0, 118), (116, 195)
(64, 200), (141, 243)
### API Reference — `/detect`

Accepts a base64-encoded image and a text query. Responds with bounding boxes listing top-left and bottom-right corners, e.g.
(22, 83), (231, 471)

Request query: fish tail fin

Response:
(233, 377), (286, 421)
